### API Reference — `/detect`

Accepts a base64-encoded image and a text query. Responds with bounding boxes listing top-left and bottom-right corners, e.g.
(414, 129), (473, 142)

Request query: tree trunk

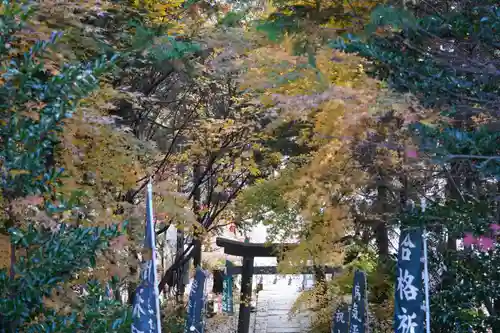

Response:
(127, 248), (139, 305)
(445, 162), (461, 251)
(375, 177), (390, 261)
(373, 174), (391, 304)
(192, 162), (202, 268)
(440, 162), (462, 293)
(374, 222), (389, 259)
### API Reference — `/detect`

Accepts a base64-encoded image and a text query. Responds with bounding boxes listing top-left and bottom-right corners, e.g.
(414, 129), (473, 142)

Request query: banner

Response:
(131, 180), (162, 333)
(332, 303), (349, 333)
(394, 228), (424, 333)
(185, 267), (207, 333)
(222, 260), (234, 314)
(348, 270), (367, 333)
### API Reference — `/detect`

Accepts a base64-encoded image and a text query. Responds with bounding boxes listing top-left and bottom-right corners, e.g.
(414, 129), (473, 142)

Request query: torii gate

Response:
(215, 237), (341, 333)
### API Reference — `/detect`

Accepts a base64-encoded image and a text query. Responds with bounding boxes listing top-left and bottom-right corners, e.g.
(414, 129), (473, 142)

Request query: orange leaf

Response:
(24, 195), (44, 206)
(110, 235), (127, 250)
(20, 111), (40, 121)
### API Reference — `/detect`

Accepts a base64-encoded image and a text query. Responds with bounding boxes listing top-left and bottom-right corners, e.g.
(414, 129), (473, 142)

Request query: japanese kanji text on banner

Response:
(222, 260), (234, 314)
(349, 270), (367, 333)
(332, 303), (349, 333)
(394, 228), (425, 333)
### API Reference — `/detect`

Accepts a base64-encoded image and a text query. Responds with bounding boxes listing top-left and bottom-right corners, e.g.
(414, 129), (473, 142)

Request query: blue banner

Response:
(222, 260), (234, 314)
(394, 228), (424, 333)
(131, 180), (162, 333)
(185, 267), (207, 333)
(332, 303), (349, 333)
(349, 270), (367, 333)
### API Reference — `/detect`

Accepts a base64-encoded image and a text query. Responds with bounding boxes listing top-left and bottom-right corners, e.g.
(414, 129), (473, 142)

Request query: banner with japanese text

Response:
(131, 181), (162, 333)
(185, 267), (207, 333)
(348, 270), (367, 333)
(222, 260), (234, 314)
(394, 228), (424, 333)
(332, 303), (349, 333)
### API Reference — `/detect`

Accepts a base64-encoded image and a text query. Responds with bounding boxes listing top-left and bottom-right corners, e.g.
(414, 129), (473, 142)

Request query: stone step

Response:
(266, 328), (302, 333)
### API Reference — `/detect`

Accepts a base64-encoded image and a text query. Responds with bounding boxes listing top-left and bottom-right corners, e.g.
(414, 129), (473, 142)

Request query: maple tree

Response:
(231, 2), (441, 328)
(234, 39), (409, 333)
(100, 5), (296, 301)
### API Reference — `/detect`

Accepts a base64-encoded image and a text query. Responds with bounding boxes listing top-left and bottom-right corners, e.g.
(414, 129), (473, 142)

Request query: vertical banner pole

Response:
(131, 178), (162, 333)
(422, 230), (431, 333)
(147, 179), (163, 332)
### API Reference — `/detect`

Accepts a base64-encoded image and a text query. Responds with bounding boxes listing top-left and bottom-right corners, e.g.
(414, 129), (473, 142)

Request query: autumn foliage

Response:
(1, 0), (500, 332)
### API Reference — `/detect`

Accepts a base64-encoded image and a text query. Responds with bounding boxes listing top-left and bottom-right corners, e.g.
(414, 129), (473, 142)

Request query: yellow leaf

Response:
(9, 169), (30, 176)
(248, 166), (260, 176)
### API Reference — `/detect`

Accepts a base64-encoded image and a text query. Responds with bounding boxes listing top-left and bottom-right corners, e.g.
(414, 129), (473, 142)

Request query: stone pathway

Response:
(207, 275), (313, 333)
(249, 275), (311, 333)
